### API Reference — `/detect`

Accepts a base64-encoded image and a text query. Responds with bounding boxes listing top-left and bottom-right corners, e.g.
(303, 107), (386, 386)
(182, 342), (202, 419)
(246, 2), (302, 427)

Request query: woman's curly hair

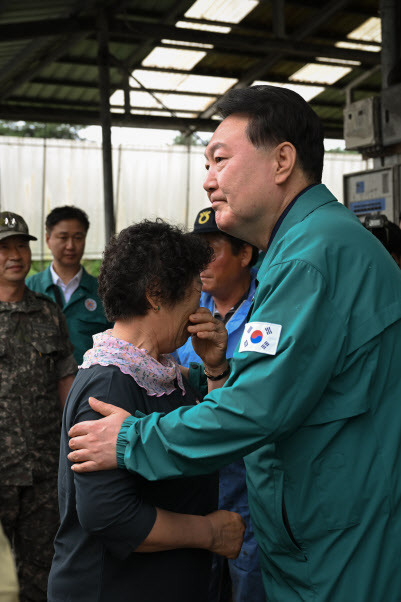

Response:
(98, 219), (213, 321)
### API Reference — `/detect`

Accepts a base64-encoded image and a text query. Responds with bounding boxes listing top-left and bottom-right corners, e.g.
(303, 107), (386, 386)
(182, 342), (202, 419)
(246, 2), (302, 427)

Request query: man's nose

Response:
(203, 167), (217, 193)
(9, 245), (23, 259)
(66, 237), (75, 249)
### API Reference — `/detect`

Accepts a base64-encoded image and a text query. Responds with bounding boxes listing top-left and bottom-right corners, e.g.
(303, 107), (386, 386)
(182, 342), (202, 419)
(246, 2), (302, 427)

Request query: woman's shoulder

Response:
(68, 364), (201, 424)
(69, 364), (144, 417)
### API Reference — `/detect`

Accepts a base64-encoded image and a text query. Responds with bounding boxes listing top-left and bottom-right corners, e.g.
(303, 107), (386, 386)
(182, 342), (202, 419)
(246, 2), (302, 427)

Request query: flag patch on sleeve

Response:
(239, 322), (282, 355)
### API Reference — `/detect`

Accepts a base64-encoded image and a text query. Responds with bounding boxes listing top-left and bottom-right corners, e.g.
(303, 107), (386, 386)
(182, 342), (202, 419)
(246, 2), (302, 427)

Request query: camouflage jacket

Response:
(0, 287), (77, 486)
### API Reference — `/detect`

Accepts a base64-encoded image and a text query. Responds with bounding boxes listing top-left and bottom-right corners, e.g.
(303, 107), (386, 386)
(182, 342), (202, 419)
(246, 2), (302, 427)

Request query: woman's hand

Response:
(205, 510), (245, 559)
(188, 307), (228, 372)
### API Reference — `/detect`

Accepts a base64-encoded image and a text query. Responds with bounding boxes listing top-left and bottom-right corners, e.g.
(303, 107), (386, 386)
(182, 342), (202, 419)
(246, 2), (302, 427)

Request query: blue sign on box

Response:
(356, 181), (365, 193)
(350, 198), (385, 215)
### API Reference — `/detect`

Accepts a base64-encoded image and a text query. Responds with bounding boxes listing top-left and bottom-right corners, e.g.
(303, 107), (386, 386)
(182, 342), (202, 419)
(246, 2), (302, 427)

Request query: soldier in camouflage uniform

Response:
(0, 212), (77, 602)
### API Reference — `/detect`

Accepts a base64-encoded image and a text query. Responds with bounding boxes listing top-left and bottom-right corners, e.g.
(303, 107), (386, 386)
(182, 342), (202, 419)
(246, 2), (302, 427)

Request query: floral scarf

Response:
(79, 330), (185, 397)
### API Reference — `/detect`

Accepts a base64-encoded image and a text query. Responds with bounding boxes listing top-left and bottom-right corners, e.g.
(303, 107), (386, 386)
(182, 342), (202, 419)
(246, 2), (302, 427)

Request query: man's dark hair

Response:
(98, 219), (213, 321)
(223, 233), (259, 267)
(46, 206), (90, 233)
(216, 85), (324, 183)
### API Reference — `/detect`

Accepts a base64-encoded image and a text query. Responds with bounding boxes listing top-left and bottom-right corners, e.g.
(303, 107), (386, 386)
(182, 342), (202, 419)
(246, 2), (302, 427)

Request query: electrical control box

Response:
(343, 97), (381, 150)
(343, 165), (401, 223)
(381, 83), (401, 146)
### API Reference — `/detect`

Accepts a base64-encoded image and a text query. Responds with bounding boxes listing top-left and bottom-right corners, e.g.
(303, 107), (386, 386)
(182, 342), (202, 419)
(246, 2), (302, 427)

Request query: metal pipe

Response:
(185, 137), (191, 229)
(115, 143), (122, 230)
(381, 0), (400, 88)
(272, 0), (286, 39)
(97, 10), (115, 242)
(40, 138), (47, 269)
(343, 65), (381, 105)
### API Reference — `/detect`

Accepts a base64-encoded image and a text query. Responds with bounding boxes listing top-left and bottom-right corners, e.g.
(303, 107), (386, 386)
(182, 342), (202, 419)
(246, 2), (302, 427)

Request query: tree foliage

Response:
(0, 120), (84, 140)
(173, 132), (206, 146)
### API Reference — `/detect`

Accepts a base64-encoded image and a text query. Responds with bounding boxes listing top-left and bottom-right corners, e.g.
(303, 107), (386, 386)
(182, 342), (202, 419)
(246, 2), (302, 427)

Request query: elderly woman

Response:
(48, 220), (244, 602)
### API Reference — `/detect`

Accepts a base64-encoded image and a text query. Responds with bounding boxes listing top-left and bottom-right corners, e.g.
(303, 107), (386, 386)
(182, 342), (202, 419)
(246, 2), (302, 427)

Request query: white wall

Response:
(0, 136), (372, 259)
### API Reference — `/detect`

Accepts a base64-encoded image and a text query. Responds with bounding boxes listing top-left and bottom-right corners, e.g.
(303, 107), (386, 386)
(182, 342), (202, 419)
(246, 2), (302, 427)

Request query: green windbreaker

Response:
(117, 185), (401, 601)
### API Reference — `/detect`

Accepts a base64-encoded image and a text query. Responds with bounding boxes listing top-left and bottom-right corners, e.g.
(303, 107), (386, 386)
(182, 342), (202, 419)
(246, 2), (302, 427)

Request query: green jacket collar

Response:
(41, 264), (92, 293)
(259, 184), (337, 278)
(79, 266), (95, 292)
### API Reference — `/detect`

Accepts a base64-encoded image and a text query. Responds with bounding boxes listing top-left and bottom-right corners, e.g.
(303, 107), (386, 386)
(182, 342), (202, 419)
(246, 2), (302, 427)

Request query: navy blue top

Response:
(48, 364), (218, 602)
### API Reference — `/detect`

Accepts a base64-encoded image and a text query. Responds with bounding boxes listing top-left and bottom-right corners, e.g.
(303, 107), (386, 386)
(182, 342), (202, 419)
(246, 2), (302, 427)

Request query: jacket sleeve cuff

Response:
(188, 362), (208, 396)
(116, 416), (137, 470)
(188, 360), (233, 397)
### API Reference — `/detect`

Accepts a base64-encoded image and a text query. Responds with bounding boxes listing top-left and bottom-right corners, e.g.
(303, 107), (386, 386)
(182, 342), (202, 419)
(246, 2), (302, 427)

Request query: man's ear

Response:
(240, 244), (253, 268)
(274, 142), (297, 184)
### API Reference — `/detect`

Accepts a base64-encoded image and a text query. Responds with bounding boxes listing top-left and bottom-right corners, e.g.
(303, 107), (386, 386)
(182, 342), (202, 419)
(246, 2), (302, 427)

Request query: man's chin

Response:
(200, 280), (213, 294)
(215, 219), (237, 238)
(61, 258), (80, 267)
(214, 208), (236, 235)
(6, 274), (28, 284)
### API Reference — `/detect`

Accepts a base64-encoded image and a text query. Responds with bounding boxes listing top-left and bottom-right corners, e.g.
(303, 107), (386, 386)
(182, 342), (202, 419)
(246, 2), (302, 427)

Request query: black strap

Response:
(52, 284), (64, 308)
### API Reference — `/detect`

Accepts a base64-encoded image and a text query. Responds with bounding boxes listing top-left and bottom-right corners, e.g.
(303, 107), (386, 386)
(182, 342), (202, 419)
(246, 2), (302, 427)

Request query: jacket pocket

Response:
(272, 468), (307, 561)
(302, 404), (382, 531)
(31, 337), (61, 374)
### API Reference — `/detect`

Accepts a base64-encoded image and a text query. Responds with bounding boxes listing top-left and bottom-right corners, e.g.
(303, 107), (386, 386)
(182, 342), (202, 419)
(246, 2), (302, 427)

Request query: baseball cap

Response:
(0, 212), (37, 242)
(193, 207), (219, 234)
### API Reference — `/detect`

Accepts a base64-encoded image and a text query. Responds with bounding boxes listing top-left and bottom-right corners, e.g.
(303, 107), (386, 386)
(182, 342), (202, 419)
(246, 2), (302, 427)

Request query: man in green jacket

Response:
(27, 206), (111, 364)
(68, 86), (401, 601)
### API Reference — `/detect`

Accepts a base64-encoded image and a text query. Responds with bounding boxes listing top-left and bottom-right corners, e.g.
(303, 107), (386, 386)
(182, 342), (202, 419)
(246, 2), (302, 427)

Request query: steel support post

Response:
(97, 11), (115, 242)
(380, 0), (400, 88)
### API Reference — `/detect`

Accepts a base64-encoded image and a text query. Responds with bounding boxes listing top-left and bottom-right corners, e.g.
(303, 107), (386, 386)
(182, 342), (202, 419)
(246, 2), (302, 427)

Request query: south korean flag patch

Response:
(239, 321), (282, 356)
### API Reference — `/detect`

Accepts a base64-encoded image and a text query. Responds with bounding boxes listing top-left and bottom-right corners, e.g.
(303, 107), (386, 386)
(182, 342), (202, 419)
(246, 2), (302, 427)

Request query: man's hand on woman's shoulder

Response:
(68, 397), (130, 472)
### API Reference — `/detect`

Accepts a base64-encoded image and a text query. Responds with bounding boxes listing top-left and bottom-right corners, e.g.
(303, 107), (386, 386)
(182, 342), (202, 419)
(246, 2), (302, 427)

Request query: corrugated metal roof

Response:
(0, 0), (382, 138)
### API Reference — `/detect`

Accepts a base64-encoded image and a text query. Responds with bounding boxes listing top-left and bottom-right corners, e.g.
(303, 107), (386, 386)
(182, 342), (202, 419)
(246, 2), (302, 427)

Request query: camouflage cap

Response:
(0, 212), (37, 242)
(193, 207), (220, 234)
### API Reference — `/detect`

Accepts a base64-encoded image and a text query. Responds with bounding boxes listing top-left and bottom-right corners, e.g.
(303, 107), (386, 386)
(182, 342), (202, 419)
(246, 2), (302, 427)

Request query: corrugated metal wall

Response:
(0, 136), (372, 259)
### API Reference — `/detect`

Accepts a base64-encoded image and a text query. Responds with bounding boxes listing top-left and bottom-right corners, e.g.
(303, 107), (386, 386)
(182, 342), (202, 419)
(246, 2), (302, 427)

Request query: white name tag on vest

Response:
(239, 321), (282, 355)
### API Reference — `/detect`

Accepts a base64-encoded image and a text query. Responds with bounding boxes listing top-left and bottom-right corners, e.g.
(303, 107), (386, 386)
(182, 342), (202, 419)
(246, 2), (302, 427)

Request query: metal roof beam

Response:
(119, 8), (377, 32)
(0, 0), (102, 100)
(31, 77), (222, 98)
(6, 96), (204, 114)
(105, 18), (380, 66)
(196, 0), (357, 124)
(0, 17), (93, 41)
(273, 0), (286, 39)
(274, 0), (377, 18)
(112, 0), (195, 79)
(106, 32), (380, 54)
(54, 54), (375, 81)
(2, 16), (378, 66)
(29, 73), (377, 97)
(0, 104), (219, 131)
(0, 103), (345, 139)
